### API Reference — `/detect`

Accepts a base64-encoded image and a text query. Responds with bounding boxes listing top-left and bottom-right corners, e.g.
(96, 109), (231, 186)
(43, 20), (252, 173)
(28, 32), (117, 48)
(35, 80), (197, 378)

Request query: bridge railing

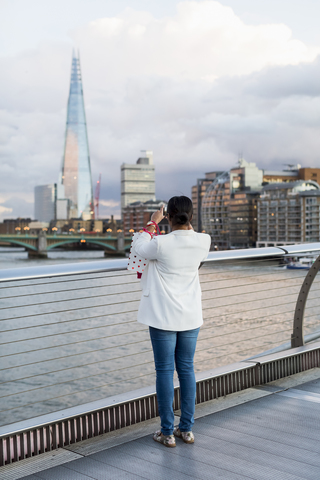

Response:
(1, 242), (320, 465)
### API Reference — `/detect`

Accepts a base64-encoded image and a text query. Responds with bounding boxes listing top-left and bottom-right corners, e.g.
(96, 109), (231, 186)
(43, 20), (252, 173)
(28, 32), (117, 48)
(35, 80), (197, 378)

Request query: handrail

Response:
(0, 258), (129, 283)
(1, 242), (320, 283)
(291, 253), (320, 347)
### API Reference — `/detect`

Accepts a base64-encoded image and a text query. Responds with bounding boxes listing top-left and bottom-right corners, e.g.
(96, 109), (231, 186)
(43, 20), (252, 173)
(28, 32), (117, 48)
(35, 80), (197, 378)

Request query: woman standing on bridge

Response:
(134, 196), (211, 448)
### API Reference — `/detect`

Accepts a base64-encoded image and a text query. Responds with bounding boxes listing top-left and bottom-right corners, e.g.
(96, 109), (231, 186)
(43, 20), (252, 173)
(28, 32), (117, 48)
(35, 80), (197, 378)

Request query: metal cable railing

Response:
(1, 244), (320, 428)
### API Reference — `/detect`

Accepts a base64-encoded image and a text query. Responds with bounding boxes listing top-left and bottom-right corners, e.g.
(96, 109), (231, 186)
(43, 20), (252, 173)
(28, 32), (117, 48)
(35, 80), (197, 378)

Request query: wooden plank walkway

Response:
(4, 369), (320, 480)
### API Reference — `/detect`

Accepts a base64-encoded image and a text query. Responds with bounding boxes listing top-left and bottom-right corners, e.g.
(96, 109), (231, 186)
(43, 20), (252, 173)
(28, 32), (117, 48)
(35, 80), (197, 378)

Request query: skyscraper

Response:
(121, 150), (155, 218)
(59, 52), (93, 220)
(34, 184), (56, 222)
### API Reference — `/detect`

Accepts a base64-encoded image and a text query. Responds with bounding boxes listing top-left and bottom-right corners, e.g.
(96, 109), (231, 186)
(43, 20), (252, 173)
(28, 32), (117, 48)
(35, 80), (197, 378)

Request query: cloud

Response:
(98, 199), (121, 219)
(99, 199), (120, 207)
(74, 1), (319, 84)
(0, 195), (33, 221)
(0, 205), (12, 216)
(1, 1), (320, 220)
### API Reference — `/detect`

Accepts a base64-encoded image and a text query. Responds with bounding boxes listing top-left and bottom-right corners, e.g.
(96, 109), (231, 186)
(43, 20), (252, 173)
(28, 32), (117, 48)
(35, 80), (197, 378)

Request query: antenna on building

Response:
(238, 151), (244, 166)
(283, 164), (301, 171)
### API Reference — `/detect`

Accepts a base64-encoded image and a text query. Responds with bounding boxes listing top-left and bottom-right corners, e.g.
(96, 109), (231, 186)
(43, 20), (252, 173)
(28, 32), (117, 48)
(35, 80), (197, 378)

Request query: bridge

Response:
(1, 243), (320, 479)
(0, 232), (132, 257)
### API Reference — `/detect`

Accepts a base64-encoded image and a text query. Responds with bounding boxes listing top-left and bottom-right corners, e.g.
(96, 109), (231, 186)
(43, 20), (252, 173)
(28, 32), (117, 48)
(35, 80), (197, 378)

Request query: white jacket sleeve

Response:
(201, 234), (211, 261)
(134, 232), (159, 260)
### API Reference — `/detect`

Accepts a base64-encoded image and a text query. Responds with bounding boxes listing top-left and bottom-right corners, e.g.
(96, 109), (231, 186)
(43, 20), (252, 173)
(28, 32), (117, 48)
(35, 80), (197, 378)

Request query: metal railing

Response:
(1, 242), (320, 465)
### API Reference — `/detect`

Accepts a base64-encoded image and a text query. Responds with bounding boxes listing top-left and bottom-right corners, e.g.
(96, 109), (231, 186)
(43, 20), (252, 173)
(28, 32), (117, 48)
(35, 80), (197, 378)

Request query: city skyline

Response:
(1, 0), (320, 221)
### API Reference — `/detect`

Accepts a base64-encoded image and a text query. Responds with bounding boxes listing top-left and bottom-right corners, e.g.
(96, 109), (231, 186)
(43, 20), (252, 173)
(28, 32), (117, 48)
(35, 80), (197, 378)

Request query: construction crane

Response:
(94, 174), (101, 219)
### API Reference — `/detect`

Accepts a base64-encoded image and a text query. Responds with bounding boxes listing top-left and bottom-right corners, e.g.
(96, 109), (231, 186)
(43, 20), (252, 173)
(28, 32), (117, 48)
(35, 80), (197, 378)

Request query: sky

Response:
(1, 0), (320, 220)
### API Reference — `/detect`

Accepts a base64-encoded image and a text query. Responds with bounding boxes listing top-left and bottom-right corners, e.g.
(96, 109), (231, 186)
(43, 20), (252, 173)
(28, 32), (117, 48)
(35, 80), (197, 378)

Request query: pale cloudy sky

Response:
(1, 0), (320, 219)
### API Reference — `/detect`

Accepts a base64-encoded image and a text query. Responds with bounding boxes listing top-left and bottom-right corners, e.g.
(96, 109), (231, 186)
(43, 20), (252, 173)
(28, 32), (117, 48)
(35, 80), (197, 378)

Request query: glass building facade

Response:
(34, 184), (56, 222)
(60, 52), (93, 220)
(201, 161), (262, 249)
(257, 181), (320, 247)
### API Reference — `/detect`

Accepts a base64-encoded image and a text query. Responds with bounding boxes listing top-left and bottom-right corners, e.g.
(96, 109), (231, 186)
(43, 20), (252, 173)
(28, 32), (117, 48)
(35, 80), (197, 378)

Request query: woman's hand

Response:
(151, 206), (165, 224)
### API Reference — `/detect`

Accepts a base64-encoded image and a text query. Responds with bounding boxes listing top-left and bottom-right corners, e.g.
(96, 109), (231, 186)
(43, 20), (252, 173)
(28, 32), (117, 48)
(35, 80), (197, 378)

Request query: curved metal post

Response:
(291, 254), (320, 348)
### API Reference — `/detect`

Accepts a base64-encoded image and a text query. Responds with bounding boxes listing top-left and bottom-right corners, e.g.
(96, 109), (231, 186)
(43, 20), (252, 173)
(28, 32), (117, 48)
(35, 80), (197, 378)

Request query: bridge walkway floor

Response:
(4, 368), (320, 480)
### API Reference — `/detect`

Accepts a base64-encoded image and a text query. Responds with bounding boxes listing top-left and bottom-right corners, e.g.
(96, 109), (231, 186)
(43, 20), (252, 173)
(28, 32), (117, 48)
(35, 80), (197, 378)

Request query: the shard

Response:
(60, 52), (93, 220)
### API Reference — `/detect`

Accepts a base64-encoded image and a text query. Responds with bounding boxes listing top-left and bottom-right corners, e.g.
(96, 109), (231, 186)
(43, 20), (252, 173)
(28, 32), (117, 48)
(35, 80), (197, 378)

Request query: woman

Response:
(134, 195), (211, 448)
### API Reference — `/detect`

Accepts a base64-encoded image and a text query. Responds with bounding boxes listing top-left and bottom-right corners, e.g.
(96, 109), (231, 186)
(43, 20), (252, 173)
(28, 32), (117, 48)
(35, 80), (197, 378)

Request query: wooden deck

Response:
(3, 368), (320, 480)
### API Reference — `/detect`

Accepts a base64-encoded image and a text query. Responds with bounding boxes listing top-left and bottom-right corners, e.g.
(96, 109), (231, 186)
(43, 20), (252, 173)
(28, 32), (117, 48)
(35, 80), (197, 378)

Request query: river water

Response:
(0, 246), (108, 270)
(1, 247), (320, 426)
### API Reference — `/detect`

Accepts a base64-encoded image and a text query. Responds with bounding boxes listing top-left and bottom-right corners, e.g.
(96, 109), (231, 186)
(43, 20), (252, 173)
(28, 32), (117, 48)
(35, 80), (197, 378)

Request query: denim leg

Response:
(175, 327), (200, 432)
(149, 327), (176, 435)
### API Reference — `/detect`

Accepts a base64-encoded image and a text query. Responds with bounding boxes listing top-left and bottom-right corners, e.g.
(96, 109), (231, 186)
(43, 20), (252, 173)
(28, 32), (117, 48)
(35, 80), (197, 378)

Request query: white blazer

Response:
(134, 230), (211, 331)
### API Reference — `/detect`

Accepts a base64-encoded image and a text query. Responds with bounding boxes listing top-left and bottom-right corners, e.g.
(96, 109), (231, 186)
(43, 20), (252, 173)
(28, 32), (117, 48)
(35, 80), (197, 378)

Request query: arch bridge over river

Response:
(0, 232), (132, 257)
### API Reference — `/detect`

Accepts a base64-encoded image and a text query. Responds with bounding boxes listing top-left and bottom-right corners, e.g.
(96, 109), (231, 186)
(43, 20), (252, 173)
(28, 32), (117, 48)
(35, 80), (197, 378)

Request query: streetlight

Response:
(15, 227), (21, 234)
(117, 229), (123, 233)
(52, 227), (58, 237)
(42, 228), (48, 232)
(106, 228), (112, 233)
(129, 229), (134, 234)
(24, 226), (30, 236)
(69, 228), (75, 234)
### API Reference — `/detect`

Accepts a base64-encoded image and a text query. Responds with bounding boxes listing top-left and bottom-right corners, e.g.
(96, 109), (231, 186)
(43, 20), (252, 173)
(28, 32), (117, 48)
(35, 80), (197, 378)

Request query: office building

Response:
(257, 181), (320, 247)
(59, 52), (93, 220)
(121, 151), (155, 218)
(0, 218), (32, 235)
(200, 159), (263, 249)
(56, 198), (69, 220)
(194, 160), (320, 249)
(191, 172), (223, 231)
(34, 184), (56, 222)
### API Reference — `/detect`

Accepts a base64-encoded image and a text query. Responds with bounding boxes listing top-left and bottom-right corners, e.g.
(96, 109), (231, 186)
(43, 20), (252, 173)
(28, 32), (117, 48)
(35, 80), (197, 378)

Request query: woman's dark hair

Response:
(167, 196), (193, 226)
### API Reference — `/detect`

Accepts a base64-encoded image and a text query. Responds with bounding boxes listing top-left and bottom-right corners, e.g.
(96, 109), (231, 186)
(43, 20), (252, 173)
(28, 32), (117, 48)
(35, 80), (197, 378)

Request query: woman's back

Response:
(154, 229), (209, 282)
(137, 229), (210, 331)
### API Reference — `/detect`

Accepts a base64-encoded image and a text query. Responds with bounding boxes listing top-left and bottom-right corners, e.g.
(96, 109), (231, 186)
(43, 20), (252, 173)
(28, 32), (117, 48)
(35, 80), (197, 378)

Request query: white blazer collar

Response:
(171, 230), (195, 236)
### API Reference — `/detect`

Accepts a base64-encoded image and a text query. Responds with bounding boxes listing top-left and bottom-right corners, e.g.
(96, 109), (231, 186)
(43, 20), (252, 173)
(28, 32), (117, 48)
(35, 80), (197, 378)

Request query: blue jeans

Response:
(149, 326), (200, 436)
